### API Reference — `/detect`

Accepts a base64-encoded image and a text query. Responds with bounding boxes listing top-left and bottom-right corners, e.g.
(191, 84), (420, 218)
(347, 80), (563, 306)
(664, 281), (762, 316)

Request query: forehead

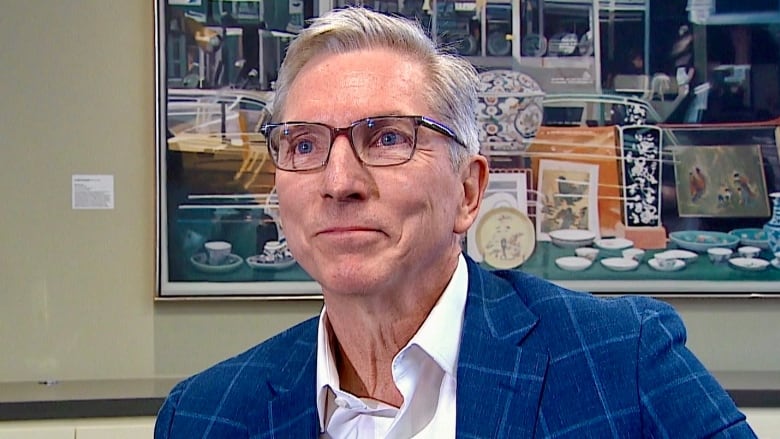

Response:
(282, 48), (431, 123)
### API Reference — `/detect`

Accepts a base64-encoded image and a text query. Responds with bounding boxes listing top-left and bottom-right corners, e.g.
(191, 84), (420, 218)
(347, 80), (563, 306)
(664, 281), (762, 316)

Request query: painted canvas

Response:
(673, 145), (769, 217)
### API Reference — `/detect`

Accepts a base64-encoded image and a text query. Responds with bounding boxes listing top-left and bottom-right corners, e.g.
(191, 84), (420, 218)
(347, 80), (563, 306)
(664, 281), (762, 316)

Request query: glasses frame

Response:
(261, 115), (467, 172)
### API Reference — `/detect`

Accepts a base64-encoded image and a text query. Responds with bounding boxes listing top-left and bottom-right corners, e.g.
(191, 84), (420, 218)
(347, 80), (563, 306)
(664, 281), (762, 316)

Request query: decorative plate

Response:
(190, 253), (244, 273)
(476, 207), (536, 269)
(669, 230), (740, 253)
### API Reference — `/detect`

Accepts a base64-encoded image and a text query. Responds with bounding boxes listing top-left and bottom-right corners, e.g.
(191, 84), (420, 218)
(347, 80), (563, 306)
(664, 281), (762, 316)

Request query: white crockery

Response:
(707, 247), (732, 264)
(555, 256), (593, 271)
(652, 253), (681, 270)
(656, 249), (697, 264)
(594, 238), (633, 251)
(600, 257), (639, 271)
(648, 258), (685, 272)
(737, 246), (761, 259)
(204, 240), (232, 265)
(729, 257), (770, 271)
(549, 229), (596, 248)
(622, 248), (645, 262)
(575, 247), (599, 261)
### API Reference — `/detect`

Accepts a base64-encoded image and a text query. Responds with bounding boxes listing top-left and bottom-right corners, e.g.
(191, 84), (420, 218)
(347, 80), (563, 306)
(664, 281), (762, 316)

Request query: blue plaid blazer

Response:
(156, 257), (755, 438)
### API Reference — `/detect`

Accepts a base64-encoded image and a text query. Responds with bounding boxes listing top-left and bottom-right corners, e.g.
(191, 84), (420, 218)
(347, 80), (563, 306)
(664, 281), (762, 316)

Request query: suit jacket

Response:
(155, 257), (755, 438)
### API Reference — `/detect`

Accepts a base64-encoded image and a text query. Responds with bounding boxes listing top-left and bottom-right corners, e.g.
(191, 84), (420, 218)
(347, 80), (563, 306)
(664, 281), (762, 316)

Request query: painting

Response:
(673, 145), (770, 217)
(155, 0), (780, 298)
(535, 160), (600, 241)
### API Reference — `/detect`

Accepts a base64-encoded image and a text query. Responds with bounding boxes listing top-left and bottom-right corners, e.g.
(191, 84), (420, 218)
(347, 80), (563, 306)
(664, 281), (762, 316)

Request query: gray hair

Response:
(269, 7), (480, 167)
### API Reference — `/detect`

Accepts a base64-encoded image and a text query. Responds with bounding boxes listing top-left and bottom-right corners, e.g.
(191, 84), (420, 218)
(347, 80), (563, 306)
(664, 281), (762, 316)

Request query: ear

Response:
(454, 154), (489, 234)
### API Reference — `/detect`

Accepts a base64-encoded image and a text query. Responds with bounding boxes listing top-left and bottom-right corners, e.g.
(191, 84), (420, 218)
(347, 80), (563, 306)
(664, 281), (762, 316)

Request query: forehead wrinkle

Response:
(282, 49), (428, 124)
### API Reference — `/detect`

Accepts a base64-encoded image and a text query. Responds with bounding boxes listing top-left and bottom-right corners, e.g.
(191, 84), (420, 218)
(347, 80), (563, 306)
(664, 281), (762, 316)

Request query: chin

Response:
(316, 264), (389, 296)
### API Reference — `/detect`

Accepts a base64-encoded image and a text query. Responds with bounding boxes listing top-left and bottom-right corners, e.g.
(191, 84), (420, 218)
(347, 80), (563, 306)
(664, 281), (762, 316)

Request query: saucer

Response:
(600, 257), (639, 271)
(648, 258), (685, 272)
(190, 253), (244, 273)
(246, 254), (297, 271)
(728, 257), (770, 272)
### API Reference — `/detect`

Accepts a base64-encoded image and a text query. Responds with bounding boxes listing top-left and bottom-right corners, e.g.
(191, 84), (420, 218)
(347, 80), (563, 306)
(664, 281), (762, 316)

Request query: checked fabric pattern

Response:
(156, 257), (755, 438)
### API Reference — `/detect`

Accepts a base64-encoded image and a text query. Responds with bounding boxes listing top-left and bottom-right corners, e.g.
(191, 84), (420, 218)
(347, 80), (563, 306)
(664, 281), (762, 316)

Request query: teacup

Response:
(204, 241), (232, 265)
(738, 246), (761, 259)
(707, 247), (732, 264)
(653, 252), (680, 270)
(263, 240), (288, 260)
(622, 248), (645, 262)
(575, 247), (599, 261)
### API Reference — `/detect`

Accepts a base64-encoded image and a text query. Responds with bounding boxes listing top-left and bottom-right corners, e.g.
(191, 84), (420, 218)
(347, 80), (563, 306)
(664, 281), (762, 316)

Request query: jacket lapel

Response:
(456, 259), (550, 439)
(247, 325), (320, 439)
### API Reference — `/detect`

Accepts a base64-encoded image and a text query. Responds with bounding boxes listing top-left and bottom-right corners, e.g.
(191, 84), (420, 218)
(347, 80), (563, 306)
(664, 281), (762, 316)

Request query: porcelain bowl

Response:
(555, 256), (593, 271)
(669, 230), (740, 253)
(707, 247), (733, 264)
(600, 257), (639, 272)
(728, 228), (769, 249)
(549, 229), (596, 248)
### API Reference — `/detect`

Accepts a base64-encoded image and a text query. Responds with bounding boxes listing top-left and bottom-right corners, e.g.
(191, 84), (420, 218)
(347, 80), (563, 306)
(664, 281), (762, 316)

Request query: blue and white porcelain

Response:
(763, 192), (780, 254)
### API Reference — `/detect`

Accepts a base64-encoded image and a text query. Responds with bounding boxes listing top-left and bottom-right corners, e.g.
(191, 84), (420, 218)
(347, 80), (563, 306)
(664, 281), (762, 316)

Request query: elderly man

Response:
(156, 7), (755, 438)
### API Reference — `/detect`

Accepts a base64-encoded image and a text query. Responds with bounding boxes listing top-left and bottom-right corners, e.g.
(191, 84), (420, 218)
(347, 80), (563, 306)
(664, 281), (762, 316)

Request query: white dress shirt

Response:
(316, 254), (469, 438)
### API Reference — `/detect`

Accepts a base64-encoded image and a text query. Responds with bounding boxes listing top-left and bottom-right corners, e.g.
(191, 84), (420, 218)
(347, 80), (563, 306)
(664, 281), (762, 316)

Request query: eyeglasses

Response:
(261, 115), (466, 172)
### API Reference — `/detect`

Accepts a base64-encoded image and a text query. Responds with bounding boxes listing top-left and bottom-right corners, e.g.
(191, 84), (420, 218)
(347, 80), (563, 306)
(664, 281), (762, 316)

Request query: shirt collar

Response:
(315, 253), (469, 430)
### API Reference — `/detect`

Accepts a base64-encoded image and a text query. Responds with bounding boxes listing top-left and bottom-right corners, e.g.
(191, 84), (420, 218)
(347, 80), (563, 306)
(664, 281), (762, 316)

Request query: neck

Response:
(323, 254), (460, 406)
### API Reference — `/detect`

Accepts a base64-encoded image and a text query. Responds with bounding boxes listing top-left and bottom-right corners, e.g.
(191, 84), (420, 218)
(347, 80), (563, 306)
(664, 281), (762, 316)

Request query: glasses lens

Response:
(269, 123), (332, 171)
(353, 117), (417, 166)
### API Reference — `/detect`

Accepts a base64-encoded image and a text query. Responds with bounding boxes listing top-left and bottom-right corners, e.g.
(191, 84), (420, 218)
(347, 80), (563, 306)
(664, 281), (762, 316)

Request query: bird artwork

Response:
(556, 175), (587, 204)
(688, 166), (707, 202)
(733, 171), (758, 206)
(717, 184), (732, 207)
(673, 145), (768, 218)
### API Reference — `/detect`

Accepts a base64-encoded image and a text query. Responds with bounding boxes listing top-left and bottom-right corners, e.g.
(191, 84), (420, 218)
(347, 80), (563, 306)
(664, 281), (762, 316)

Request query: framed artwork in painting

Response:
(673, 145), (770, 218)
(535, 159), (601, 242)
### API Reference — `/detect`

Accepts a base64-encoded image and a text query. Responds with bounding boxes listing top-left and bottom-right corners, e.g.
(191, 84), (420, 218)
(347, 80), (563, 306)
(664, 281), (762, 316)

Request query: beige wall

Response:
(0, 0), (778, 383)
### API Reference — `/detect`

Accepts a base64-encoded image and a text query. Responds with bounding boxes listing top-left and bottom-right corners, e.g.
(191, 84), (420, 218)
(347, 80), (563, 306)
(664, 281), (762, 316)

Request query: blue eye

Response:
(295, 140), (314, 154)
(380, 132), (400, 146)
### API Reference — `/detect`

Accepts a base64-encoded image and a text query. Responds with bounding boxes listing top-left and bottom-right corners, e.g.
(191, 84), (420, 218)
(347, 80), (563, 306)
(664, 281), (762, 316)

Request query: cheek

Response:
(275, 178), (307, 236)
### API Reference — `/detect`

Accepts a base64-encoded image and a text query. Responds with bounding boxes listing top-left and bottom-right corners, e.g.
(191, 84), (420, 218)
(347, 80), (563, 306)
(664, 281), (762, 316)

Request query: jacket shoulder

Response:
(155, 316), (318, 436)
(489, 268), (677, 350)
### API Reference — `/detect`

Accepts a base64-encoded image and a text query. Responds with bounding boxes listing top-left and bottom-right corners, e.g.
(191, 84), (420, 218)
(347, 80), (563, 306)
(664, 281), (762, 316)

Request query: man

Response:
(156, 7), (755, 438)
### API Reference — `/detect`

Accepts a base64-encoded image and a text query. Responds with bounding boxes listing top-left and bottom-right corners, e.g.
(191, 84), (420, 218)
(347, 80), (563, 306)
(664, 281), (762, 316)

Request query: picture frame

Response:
(535, 159), (601, 242)
(672, 145), (770, 218)
(155, 0), (780, 298)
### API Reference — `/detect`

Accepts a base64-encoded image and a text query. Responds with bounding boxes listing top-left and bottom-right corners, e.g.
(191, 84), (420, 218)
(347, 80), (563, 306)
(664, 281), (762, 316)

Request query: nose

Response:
(320, 134), (373, 201)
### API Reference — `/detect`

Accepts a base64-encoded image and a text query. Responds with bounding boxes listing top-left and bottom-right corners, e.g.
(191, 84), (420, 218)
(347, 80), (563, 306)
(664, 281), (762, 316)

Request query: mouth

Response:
(316, 226), (383, 236)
